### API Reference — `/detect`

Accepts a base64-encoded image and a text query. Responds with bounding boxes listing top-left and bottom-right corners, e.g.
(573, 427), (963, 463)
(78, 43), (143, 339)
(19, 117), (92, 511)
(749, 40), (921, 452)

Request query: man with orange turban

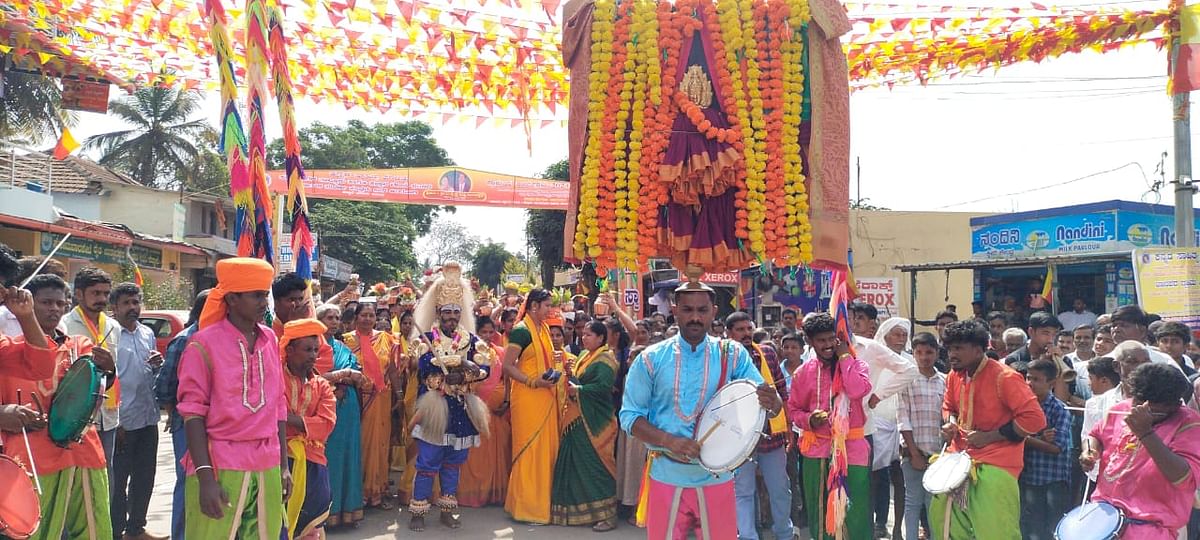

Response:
(279, 319), (336, 540)
(178, 257), (290, 539)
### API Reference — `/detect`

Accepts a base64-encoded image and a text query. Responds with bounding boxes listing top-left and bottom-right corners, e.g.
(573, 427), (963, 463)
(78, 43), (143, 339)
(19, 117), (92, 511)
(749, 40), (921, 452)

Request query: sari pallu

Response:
(324, 337), (364, 527)
(344, 330), (396, 507)
(551, 347), (619, 526)
(459, 342), (512, 507)
(504, 317), (563, 524)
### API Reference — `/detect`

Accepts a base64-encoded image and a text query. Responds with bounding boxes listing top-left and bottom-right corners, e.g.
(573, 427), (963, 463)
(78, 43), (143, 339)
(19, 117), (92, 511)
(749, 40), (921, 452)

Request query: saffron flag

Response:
(52, 128), (80, 160)
(1041, 266), (1054, 304)
(1171, 2), (1200, 94)
(828, 269), (858, 357)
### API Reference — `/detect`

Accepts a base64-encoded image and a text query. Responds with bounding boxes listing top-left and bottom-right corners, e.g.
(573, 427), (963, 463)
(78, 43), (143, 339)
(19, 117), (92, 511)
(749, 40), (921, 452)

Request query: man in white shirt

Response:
(1110, 305), (1185, 369)
(62, 267), (122, 464)
(850, 303), (918, 538)
(1058, 298), (1098, 331)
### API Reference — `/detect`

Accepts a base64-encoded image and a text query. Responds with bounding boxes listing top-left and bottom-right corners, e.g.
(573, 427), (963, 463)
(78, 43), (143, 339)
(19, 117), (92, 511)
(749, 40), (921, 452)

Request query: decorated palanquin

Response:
(561, 0), (852, 274)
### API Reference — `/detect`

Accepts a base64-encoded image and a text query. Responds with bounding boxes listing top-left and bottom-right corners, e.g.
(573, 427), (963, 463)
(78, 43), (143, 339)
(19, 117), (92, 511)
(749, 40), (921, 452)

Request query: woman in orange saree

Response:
(502, 289), (563, 524)
(343, 303), (399, 509)
(457, 316), (512, 507)
(550, 320), (619, 531)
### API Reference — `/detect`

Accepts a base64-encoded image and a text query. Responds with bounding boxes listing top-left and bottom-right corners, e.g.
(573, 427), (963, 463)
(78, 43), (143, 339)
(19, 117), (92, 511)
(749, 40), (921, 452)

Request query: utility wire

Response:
(933, 162), (1147, 209)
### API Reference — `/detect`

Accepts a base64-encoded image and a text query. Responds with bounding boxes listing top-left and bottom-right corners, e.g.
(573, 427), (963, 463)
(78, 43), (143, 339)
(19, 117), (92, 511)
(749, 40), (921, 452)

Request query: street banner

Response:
(267, 167), (569, 210)
(1132, 248), (1200, 331)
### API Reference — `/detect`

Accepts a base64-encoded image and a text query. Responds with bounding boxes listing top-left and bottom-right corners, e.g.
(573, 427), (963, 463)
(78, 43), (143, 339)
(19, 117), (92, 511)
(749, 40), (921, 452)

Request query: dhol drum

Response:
(693, 380), (767, 474)
(0, 454), (41, 539)
(47, 356), (103, 448)
(1054, 502), (1125, 540)
(922, 450), (972, 495)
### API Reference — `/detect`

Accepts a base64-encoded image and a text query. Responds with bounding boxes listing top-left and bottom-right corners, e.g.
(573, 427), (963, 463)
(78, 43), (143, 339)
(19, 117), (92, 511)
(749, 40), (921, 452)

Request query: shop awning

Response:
(0, 212), (132, 245)
(894, 252), (1129, 272)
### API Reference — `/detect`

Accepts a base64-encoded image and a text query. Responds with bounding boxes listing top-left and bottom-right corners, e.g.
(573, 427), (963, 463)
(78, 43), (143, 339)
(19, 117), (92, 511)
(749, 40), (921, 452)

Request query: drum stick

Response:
(697, 420), (723, 446)
(17, 234), (71, 288)
(16, 390), (41, 494)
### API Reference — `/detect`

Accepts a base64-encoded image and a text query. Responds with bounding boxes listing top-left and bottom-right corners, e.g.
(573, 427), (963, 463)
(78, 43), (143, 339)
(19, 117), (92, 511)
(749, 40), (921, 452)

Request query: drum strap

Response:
(695, 487), (712, 540)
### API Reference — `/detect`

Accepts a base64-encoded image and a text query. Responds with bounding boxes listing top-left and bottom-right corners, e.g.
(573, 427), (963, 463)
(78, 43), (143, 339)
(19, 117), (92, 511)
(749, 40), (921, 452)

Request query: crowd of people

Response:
(0, 242), (1198, 540)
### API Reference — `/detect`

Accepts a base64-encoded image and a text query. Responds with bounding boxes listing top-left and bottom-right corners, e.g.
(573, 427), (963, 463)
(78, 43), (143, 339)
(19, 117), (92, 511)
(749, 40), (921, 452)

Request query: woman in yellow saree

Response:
(343, 303), (400, 509)
(550, 320), (619, 531)
(502, 289), (564, 524)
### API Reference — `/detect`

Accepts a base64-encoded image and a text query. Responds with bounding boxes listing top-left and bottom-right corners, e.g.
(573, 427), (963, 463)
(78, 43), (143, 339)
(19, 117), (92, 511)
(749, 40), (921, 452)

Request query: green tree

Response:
(419, 219), (480, 268)
(176, 129), (228, 195)
(526, 159), (569, 289)
(266, 120), (455, 282)
(471, 242), (513, 289)
(0, 67), (74, 144)
(83, 86), (213, 187)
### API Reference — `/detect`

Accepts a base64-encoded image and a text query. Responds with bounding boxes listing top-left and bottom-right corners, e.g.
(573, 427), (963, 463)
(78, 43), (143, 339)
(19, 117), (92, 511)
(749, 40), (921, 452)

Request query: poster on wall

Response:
(854, 277), (900, 318)
(1131, 248), (1200, 331)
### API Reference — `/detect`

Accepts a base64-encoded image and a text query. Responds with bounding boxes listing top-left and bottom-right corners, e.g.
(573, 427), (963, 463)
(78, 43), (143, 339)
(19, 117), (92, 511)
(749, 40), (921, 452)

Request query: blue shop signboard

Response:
(971, 201), (1200, 260)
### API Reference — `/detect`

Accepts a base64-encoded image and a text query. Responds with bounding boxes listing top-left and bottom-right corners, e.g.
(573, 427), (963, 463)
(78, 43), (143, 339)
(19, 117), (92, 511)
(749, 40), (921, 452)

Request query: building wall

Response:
(0, 226), (38, 257)
(96, 187), (176, 238)
(52, 194), (102, 221)
(849, 209), (987, 329)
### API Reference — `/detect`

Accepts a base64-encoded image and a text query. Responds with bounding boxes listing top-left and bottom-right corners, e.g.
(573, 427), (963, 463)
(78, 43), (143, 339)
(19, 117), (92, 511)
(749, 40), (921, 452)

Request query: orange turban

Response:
(279, 318), (327, 357)
(198, 257), (276, 329)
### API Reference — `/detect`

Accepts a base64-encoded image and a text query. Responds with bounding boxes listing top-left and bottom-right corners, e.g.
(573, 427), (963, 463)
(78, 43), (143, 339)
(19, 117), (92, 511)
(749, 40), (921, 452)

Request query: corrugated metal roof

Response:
(894, 252), (1129, 272)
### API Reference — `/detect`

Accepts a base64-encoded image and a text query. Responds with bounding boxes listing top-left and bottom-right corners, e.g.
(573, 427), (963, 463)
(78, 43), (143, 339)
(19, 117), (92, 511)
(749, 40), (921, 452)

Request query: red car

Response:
(138, 310), (190, 355)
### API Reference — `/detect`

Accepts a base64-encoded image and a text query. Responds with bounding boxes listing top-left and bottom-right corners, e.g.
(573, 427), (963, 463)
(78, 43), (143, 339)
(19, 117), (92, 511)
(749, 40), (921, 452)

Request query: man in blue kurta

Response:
(619, 279), (784, 540)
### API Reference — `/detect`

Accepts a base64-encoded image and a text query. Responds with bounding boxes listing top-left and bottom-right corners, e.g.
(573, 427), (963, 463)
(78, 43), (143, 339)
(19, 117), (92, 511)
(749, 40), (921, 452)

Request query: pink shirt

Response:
(178, 319), (286, 473)
(787, 355), (873, 466)
(1090, 400), (1200, 538)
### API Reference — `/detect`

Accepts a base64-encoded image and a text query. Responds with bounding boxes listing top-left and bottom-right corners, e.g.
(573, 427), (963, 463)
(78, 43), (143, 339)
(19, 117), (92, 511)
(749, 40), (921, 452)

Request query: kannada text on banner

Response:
(267, 167), (570, 210)
(1132, 247), (1200, 331)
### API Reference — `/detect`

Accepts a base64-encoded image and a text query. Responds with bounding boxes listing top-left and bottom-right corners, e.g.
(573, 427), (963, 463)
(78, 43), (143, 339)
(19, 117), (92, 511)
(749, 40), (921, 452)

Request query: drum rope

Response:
(16, 389), (41, 494)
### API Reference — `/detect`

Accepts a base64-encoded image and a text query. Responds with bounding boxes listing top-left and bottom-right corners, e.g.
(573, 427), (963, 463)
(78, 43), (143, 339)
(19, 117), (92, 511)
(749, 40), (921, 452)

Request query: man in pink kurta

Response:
(177, 257), (287, 539)
(787, 313), (873, 539)
(1084, 363), (1200, 540)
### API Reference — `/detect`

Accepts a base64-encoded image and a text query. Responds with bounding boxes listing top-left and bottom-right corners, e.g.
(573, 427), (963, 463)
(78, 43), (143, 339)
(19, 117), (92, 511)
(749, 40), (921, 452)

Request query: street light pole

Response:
(1174, 90), (1195, 248)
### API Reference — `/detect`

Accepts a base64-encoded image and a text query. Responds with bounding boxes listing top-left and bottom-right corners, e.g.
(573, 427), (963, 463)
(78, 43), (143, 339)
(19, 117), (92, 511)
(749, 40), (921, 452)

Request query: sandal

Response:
(593, 520), (617, 533)
(377, 501), (395, 511)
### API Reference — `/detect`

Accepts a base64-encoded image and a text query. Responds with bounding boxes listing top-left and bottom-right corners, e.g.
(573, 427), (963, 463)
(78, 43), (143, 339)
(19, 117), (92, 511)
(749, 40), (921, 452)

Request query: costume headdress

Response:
(199, 257), (275, 329)
(413, 260), (476, 333)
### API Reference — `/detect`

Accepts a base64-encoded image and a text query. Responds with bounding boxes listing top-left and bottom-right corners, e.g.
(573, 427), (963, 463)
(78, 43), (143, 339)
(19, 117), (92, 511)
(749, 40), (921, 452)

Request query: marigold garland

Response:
(574, 0), (616, 260)
(576, 0), (816, 272)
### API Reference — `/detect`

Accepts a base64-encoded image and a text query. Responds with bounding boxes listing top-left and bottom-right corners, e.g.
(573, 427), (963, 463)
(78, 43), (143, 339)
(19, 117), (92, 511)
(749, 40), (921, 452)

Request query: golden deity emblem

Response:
(679, 65), (714, 109)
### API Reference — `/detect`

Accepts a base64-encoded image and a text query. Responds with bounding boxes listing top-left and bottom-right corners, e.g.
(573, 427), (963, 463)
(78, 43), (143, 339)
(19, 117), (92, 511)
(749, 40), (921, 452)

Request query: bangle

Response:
(838, 353), (851, 360)
(194, 465), (214, 474)
(525, 377), (538, 389)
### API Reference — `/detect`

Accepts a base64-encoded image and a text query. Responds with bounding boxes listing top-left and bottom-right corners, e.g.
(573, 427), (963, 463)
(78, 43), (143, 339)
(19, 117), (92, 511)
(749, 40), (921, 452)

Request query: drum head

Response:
(696, 380), (766, 473)
(922, 451), (972, 495)
(48, 358), (100, 447)
(0, 455), (40, 539)
(1055, 502), (1123, 540)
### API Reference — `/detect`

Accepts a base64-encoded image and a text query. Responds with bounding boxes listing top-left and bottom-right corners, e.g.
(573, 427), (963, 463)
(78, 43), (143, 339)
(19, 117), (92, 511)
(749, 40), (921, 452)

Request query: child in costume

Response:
(280, 319), (337, 540)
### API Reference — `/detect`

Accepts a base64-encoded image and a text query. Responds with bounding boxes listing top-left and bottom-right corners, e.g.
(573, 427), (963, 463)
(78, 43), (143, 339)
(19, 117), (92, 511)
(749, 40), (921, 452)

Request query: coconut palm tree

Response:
(0, 65), (73, 144)
(84, 85), (213, 187)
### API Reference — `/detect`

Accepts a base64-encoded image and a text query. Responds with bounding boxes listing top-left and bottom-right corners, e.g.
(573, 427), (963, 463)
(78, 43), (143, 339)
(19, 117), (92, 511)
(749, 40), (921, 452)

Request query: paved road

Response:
(142, 429), (648, 539)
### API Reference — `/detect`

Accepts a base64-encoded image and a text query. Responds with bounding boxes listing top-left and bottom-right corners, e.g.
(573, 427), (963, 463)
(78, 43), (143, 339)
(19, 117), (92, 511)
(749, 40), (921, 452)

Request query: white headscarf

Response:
(874, 317), (912, 356)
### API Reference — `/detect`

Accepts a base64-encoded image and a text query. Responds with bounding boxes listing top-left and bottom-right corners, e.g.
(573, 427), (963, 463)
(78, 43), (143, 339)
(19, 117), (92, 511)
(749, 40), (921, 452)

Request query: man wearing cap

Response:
(178, 258), (290, 539)
(408, 262), (491, 531)
(619, 278), (782, 539)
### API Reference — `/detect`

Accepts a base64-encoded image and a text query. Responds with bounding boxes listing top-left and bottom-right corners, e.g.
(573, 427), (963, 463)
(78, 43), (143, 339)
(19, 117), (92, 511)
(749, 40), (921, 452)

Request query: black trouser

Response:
(110, 425), (159, 538)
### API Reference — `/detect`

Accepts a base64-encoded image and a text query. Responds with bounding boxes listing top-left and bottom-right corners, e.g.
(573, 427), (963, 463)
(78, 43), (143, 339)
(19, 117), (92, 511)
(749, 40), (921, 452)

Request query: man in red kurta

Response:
(0, 275), (117, 540)
(932, 320), (1046, 540)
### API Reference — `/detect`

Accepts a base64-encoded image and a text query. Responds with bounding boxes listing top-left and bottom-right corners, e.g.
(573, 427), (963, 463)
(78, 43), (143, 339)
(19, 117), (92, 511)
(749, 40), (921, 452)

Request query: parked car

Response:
(139, 310), (190, 355)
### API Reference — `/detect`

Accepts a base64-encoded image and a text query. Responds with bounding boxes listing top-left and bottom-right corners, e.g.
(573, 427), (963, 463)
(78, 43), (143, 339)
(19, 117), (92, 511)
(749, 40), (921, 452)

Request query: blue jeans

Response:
(734, 446), (793, 540)
(171, 425), (187, 540)
(901, 456), (933, 540)
(1019, 480), (1070, 540)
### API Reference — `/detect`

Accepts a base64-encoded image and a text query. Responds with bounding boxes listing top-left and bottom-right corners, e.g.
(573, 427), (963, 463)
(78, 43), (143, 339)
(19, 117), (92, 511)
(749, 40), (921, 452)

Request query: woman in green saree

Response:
(550, 320), (620, 531)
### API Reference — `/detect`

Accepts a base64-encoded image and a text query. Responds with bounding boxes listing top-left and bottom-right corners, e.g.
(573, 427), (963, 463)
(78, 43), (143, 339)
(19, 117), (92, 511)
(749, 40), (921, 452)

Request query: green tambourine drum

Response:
(48, 357), (103, 448)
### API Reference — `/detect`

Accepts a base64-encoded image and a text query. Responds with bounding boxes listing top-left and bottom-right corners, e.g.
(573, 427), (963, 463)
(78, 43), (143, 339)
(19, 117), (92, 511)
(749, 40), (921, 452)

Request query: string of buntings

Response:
(10, 0), (1171, 124)
(268, 4), (315, 281)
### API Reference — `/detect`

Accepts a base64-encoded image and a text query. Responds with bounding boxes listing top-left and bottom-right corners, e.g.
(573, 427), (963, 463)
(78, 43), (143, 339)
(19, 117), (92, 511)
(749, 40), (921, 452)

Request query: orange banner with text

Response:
(267, 167), (570, 210)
